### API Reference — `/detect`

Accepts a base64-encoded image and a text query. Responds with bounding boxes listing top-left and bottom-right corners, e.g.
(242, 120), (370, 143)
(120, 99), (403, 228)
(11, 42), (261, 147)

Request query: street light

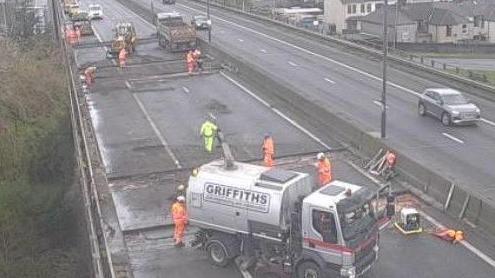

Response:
(207, 0), (211, 43)
(381, 0), (388, 139)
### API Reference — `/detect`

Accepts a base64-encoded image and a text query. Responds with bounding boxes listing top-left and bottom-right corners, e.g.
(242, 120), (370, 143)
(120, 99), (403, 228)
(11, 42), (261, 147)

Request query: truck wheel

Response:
(206, 240), (230, 267)
(297, 262), (321, 278)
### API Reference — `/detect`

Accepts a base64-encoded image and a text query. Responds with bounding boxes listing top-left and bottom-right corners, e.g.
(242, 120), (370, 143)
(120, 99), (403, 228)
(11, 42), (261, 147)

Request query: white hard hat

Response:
(177, 196), (185, 202)
(317, 152), (325, 160)
(177, 184), (185, 191)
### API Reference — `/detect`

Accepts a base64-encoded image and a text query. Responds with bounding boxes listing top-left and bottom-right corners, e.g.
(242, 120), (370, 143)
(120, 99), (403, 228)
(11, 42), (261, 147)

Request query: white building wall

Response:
(488, 21), (495, 43)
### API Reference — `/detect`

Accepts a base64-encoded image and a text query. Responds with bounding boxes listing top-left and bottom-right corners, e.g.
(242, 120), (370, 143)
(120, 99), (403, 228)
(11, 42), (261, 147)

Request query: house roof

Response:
(340, 0), (380, 4)
(359, 1), (495, 26)
(359, 4), (416, 26)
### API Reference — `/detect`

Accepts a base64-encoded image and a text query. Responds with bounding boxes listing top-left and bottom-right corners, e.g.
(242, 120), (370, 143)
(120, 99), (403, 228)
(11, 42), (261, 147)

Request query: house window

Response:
(352, 4), (357, 14)
(481, 19), (485, 28)
(474, 16), (480, 27)
(348, 4), (352, 14)
(446, 25), (452, 37)
(361, 4), (365, 13)
(462, 24), (467, 33)
(367, 3), (372, 13)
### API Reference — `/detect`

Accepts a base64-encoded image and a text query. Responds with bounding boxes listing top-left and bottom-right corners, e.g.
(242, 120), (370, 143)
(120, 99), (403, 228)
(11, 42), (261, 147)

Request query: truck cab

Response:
(300, 181), (379, 278)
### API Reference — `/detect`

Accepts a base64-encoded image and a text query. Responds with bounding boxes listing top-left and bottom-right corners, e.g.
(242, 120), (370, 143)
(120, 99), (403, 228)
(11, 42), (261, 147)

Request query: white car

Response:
(88, 4), (103, 20)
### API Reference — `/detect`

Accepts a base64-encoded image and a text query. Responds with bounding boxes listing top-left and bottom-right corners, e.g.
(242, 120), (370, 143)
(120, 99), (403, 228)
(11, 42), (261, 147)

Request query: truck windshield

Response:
(339, 201), (376, 246)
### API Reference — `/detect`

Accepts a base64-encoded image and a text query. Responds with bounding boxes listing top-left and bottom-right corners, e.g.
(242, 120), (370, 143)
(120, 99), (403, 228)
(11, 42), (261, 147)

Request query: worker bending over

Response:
(316, 152), (332, 187)
(262, 134), (275, 167)
(433, 229), (464, 244)
(171, 196), (188, 247)
(119, 48), (128, 68)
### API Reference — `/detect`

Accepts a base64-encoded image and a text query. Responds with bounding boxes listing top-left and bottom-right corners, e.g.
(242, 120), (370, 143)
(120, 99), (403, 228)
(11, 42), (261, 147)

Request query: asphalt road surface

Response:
(72, 0), (495, 277)
(126, 0), (495, 208)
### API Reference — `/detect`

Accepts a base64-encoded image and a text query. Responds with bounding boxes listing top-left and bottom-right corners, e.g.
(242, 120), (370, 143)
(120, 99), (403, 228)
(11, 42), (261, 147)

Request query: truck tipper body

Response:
(154, 12), (197, 52)
(187, 160), (381, 278)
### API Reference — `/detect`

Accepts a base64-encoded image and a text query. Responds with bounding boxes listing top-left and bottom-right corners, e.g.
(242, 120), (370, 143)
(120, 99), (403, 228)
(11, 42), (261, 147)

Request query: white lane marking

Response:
(220, 71), (332, 151)
(235, 257), (253, 278)
(288, 61), (298, 67)
(373, 100), (389, 109)
(131, 93), (182, 169)
(442, 132), (464, 144)
(238, 38), (244, 42)
(481, 118), (495, 127)
(92, 26), (117, 66)
(260, 49), (266, 53)
(182, 86), (190, 93)
(346, 158), (495, 270)
(420, 212), (495, 269)
(177, 3), (495, 129)
(324, 77), (335, 84)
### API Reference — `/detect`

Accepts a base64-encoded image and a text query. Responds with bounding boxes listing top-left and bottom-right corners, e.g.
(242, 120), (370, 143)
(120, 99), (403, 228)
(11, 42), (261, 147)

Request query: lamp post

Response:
(207, 0), (211, 43)
(381, 0), (388, 139)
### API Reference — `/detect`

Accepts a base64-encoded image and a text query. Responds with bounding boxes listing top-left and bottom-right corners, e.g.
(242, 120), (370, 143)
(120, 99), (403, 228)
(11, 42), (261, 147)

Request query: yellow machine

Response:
(107, 23), (137, 57)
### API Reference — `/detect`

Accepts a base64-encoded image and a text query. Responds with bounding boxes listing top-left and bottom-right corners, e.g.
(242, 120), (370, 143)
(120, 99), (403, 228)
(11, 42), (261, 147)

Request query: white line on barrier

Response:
(220, 71), (332, 151)
(324, 77), (336, 84)
(260, 49), (266, 53)
(442, 132), (464, 144)
(238, 38), (244, 42)
(131, 93), (182, 169)
(182, 86), (190, 93)
(373, 100), (389, 109)
(176, 3), (495, 129)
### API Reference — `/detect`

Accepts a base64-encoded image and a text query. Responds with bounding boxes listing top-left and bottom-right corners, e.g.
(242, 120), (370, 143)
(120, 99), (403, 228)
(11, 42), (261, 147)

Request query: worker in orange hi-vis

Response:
(186, 50), (194, 74)
(192, 48), (201, 72)
(262, 134), (275, 167)
(171, 196), (188, 247)
(84, 66), (96, 87)
(68, 28), (77, 45)
(316, 152), (332, 187)
(75, 26), (81, 44)
(118, 48), (128, 68)
(433, 229), (464, 244)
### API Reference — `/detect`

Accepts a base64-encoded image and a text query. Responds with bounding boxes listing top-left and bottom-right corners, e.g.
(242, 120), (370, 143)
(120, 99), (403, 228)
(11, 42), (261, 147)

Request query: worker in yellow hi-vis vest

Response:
(200, 115), (218, 153)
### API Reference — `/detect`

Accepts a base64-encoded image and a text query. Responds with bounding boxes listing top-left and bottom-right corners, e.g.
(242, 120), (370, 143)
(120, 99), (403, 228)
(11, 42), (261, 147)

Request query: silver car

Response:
(418, 88), (480, 126)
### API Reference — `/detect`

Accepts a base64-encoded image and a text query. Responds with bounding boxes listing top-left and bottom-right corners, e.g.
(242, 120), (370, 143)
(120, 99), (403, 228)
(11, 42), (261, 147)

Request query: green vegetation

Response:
(447, 68), (495, 85)
(0, 37), (87, 277)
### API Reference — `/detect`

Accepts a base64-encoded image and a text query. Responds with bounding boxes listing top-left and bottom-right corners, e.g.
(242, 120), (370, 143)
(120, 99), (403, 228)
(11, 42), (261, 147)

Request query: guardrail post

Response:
(409, 55), (413, 60)
(456, 67), (460, 74)
(420, 56), (424, 64)
(459, 195), (470, 219)
(444, 183), (455, 211)
(431, 60), (435, 67)
(443, 63), (446, 70)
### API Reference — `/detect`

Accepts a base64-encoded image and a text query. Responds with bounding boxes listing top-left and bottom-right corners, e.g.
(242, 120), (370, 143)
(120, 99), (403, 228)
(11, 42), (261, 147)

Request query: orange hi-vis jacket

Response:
(171, 202), (188, 224)
(263, 137), (274, 156)
(318, 158), (332, 186)
(119, 48), (127, 61)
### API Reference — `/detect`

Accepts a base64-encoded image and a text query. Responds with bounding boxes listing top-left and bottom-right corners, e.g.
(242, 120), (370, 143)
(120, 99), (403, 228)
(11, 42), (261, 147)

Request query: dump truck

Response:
(107, 23), (137, 57)
(187, 156), (382, 278)
(63, 0), (77, 14)
(155, 12), (197, 52)
(72, 18), (93, 36)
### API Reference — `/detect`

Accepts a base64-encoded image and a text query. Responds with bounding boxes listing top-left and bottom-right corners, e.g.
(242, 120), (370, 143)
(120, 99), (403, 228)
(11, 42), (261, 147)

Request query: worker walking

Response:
(200, 116), (218, 153)
(119, 47), (128, 68)
(171, 196), (188, 247)
(316, 152), (332, 187)
(262, 134), (275, 167)
(186, 50), (195, 74)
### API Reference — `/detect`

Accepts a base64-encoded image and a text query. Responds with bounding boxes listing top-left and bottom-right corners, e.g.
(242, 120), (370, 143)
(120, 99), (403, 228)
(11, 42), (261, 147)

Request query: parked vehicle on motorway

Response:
(191, 15), (211, 30)
(418, 88), (481, 126)
(187, 158), (383, 278)
(88, 4), (103, 20)
(107, 22), (137, 57)
(155, 12), (197, 52)
(70, 10), (89, 22)
(73, 19), (93, 36)
(162, 0), (176, 4)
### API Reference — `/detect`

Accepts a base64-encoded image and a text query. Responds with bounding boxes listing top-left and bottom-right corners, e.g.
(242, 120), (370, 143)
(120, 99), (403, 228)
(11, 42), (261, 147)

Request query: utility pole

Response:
(381, 0), (388, 139)
(207, 0), (211, 43)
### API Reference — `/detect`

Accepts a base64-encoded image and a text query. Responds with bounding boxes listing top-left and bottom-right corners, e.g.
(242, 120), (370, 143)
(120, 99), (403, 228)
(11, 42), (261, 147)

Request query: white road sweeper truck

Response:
(186, 144), (382, 278)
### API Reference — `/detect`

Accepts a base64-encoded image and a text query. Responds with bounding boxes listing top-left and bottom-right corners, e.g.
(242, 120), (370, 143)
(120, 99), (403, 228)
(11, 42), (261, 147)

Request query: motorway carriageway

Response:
(132, 0), (495, 208)
(72, 0), (495, 277)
